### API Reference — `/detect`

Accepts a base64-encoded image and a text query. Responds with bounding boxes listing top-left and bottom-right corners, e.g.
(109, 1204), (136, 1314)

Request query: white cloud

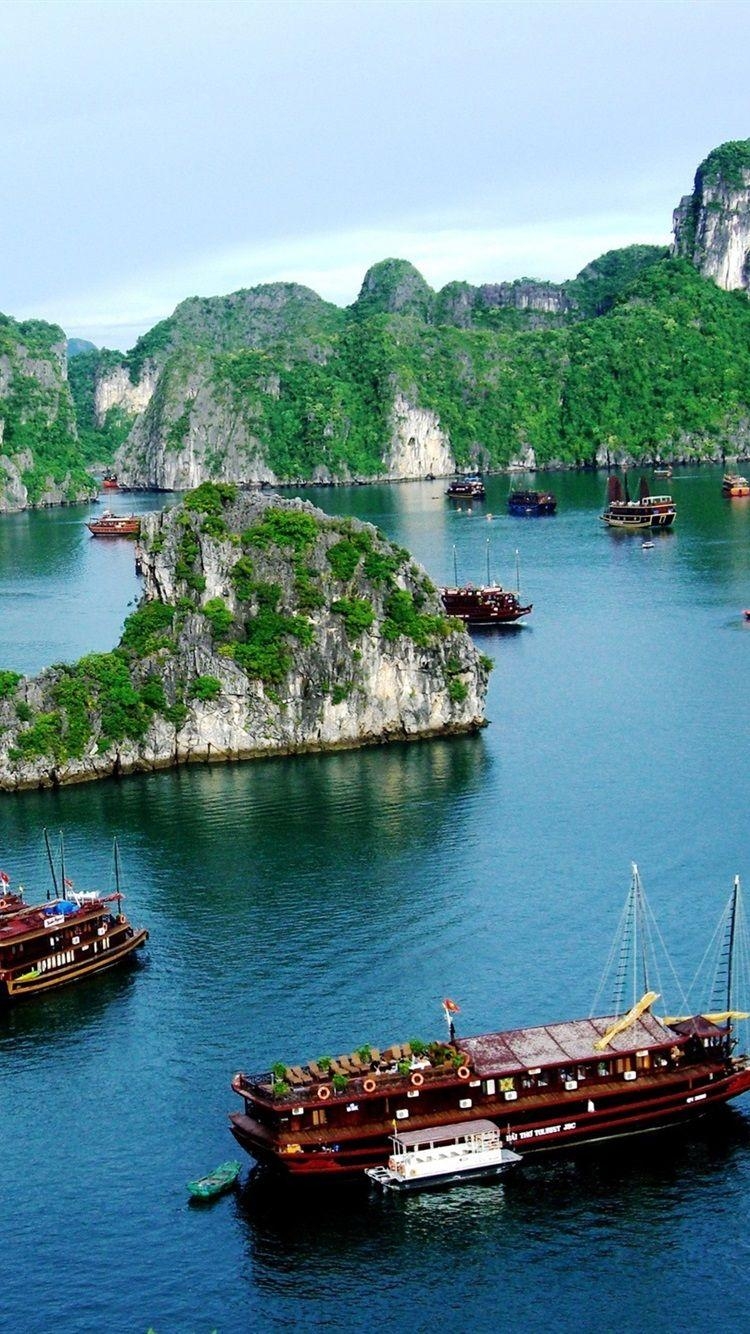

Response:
(23, 213), (670, 350)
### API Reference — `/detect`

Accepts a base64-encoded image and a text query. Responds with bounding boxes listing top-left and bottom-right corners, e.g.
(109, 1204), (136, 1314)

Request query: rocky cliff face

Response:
(0, 485), (488, 791)
(672, 140), (750, 292)
(0, 317), (94, 513)
(94, 363), (157, 425)
(385, 394), (454, 478)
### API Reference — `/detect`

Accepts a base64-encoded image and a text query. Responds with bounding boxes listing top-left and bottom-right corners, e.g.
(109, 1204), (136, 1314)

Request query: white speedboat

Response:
(365, 1119), (522, 1191)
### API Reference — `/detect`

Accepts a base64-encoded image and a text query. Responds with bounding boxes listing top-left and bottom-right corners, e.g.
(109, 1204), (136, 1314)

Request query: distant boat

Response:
(102, 470), (119, 490)
(723, 473), (750, 497)
(86, 511), (140, 538)
(601, 475), (676, 530)
(654, 466), (673, 479)
(187, 1160), (242, 1200)
(446, 474), (485, 499)
(366, 1120), (522, 1192)
(507, 488), (557, 516)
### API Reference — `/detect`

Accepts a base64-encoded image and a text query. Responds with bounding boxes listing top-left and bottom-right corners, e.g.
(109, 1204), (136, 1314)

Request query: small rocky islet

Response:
(0, 483), (490, 791)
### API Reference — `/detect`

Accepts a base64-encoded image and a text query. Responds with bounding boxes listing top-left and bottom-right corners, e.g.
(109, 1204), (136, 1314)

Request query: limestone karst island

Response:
(2, 139), (750, 787)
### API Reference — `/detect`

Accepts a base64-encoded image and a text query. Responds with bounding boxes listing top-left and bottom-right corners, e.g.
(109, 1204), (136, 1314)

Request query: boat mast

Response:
(453, 545), (458, 586)
(515, 549), (520, 594)
(113, 837), (123, 910)
(726, 876), (740, 1054)
(59, 831), (66, 897)
(486, 539), (491, 587)
(43, 827), (59, 901)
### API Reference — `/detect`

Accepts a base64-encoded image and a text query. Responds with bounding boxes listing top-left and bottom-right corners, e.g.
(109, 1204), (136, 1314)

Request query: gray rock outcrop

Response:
(0, 486), (488, 791)
(672, 140), (750, 292)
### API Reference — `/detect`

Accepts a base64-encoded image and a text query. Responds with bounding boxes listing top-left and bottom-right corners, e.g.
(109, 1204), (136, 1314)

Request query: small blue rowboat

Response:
(187, 1160), (242, 1200)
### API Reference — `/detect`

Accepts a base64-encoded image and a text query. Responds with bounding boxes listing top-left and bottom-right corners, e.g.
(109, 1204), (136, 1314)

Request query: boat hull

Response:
(366, 1160), (518, 1191)
(601, 511), (675, 529)
(229, 1062), (750, 1180)
(0, 927), (148, 1002)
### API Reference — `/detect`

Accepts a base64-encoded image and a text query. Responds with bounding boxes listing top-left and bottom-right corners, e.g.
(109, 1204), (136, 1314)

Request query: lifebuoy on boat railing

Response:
(410, 1072), (424, 1087)
(316, 1084), (331, 1100)
(457, 1066), (471, 1080)
(363, 1078), (376, 1093)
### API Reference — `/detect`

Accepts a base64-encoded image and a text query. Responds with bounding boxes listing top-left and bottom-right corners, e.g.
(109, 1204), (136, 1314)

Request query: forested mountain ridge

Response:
(5, 139), (750, 511)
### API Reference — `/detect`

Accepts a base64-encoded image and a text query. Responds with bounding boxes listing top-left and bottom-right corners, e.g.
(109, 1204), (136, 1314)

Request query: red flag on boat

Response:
(442, 998), (460, 1014)
(64, 877), (74, 889)
(0, 871), (9, 885)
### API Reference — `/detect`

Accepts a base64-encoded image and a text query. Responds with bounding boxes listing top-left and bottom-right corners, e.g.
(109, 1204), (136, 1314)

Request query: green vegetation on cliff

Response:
(697, 139), (750, 190)
(0, 486), (475, 774)
(0, 314), (95, 505)
(118, 247), (750, 479)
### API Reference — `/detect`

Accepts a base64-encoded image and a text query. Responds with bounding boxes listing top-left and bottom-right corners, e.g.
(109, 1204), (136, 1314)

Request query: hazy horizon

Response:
(1, 0), (748, 351)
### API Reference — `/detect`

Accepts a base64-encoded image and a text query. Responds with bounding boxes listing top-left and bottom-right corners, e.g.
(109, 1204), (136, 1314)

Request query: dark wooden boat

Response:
(0, 839), (147, 1002)
(601, 475), (676, 530)
(229, 869), (750, 1180)
(507, 489), (557, 516)
(441, 585), (531, 625)
(446, 474), (485, 499)
(723, 473), (750, 497)
(86, 510), (140, 538)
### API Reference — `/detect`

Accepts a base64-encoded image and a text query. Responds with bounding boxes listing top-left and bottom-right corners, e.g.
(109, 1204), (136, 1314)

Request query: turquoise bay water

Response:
(2, 471), (750, 1332)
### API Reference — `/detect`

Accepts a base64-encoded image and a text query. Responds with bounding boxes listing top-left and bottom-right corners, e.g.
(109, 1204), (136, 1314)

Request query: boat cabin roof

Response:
(394, 1119), (500, 1148)
(460, 1010), (683, 1077)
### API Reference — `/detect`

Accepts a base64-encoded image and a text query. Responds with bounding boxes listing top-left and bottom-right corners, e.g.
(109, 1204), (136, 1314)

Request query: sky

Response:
(1, 0), (749, 350)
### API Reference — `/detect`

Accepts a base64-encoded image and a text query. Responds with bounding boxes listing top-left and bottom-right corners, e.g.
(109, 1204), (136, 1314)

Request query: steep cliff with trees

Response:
(0, 316), (97, 513)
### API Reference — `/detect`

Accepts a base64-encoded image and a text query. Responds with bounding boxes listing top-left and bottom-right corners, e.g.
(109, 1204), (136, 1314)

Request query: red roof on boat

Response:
(459, 1010), (683, 1077)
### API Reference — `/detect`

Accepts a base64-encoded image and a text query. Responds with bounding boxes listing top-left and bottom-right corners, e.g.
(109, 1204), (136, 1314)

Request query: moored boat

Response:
(187, 1160), (242, 1200)
(440, 585), (531, 625)
(601, 475), (676, 530)
(446, 474), (485, 499)
(507, 489), (557, 516)
(229, 868), (750, 1180)
(440, 544), (531, 625)
(86, 510), (140, 538)
(722, 473), (750, 497)
(366, 1120), (522, 1191)
(0, 840), (148, 1002)
(102, 471), (119, 490)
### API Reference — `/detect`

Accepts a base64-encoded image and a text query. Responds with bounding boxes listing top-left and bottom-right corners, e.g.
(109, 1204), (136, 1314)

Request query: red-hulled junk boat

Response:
(229, 867), (750, 1179)
(601, 475), (676, 530)
(0, 839), (148, 1002)
(440, 545), (531, 625)
(86, 510), (140, 538)
(102, 470), (119, 490)
(440, 585), (531, 625)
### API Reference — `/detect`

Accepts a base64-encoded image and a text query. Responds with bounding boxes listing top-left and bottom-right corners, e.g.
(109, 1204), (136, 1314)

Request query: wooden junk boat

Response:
(102, 470), (119, 490)
(446, 474), (485, 499)
(440, 544), (531, 626)
(86, 510), (140, 538)
(229, 867), (750, 1180)
(507, 489), (557, 516)
(440, 585), (531, 626)
(601, 475), (676, 530)
(723, 473), (750, 498)
(0, 840), (147, 1002)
